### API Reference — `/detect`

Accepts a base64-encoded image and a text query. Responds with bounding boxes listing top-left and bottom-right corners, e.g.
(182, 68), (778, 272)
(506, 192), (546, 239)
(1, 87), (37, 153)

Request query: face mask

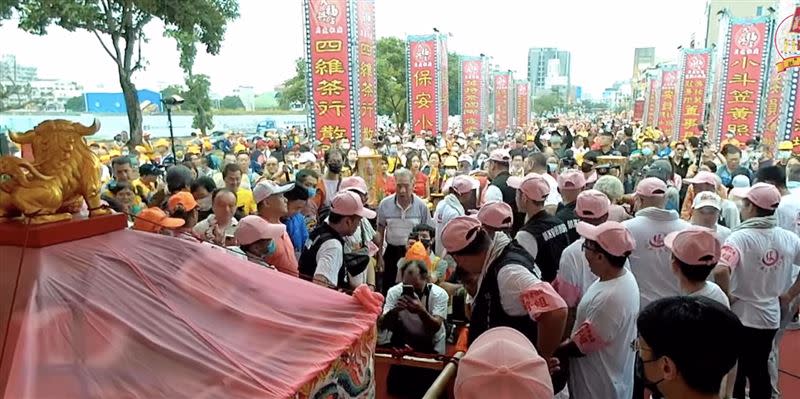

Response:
(328, 163), (342, 174)
(547, 163), (558, 173)
(581, 162), (594, 173)
(341, 143), (351, 150)
(778, 151), (791, 160)
(420, 239), (432, 250)
(198, 196), (212, 211)
(642, 147), (654, 156)
(445, 168), (457, 176)
(389, 147), (398, 155)
(635, 356), (664, 398)
(307, 187), (317, 197)
(265, 240), (277, 256)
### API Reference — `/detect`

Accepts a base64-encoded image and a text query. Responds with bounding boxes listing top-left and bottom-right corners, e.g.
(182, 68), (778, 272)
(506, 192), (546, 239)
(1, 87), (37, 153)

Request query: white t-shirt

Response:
(689, 281), (730, 308)
(380, 283), (449, 354)
(721, 227), (800, 329)
(777, 192), (800, 235)
(515, 230), (539, 260)
(623, 208), (691, 309)
(569, 270), (640, 399)
(714, 223), (732, 243)
(314, 239), (365, 289)
(556, 237), (598, 307)
(541, 173), (562, 207)
(483, 184), (503, 203)
(433, 194), (465, 256)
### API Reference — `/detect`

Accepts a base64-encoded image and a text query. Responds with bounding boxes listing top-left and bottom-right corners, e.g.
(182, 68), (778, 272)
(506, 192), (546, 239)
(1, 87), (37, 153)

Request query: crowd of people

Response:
(87, 116), (800, 399)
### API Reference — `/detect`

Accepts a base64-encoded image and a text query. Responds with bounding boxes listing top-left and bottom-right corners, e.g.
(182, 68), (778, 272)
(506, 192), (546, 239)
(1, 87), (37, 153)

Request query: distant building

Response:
(84, 89), (162, 113)
(700, 0), (773, 48)
(527, 48), (571, 100)
(601, 81), (632, 108)
(233, 86), (256, 112)
(0, 54), (37, 84)
(29, 79), (83, 111)
(631, 47), (656, 99)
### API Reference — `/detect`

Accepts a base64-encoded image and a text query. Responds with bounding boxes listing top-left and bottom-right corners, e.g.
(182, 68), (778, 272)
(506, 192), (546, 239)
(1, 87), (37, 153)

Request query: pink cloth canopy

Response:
(3, 229), (382, 398)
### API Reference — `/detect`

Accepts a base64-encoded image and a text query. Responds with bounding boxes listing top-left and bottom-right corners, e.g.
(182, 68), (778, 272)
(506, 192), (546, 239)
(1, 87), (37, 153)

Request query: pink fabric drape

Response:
(3, 229), (382, 398)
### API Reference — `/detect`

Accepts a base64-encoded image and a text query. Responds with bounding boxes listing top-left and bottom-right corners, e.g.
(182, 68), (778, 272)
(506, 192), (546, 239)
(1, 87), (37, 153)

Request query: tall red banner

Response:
(438, 36), (449, 133)
(633, 99), (645, 122)
(516, 81), (530, 127)
(644, 76), (659, 127)
(657, 67), (678, 137)
(408, 35), (439, 134)
(303, 0), (355, 141)
(494, 73), (510, 131)
(763, 62), (785, 148)
(714, 18), (770, 145)
(675, 50), (711, 140)
(355, 0), (376, 144)
(460, 57), (483, 134)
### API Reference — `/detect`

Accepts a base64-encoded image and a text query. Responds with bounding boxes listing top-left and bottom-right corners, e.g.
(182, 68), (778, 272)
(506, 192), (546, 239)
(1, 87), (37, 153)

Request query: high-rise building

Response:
(527, 48), (571, 100)
(0, 54), (38, 84)
(700, 0), (773, 48)
(631, 47), (656, 99)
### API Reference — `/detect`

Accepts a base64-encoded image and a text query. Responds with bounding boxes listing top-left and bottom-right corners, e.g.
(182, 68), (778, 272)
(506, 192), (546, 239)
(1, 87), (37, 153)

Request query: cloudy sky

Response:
(0, 0), (708, 98)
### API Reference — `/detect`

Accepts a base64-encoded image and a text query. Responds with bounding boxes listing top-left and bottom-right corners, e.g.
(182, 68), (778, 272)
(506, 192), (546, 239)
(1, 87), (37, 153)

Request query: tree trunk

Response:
(119, 72), (143, 147)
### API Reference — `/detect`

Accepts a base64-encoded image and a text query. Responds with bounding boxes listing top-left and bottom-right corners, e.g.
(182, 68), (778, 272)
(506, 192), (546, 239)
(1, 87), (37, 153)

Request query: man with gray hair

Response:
(376, 168), (434, 294)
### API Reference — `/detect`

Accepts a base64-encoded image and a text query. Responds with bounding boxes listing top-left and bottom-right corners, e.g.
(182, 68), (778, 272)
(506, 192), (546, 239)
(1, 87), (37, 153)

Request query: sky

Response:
(0, 0), (707, 98)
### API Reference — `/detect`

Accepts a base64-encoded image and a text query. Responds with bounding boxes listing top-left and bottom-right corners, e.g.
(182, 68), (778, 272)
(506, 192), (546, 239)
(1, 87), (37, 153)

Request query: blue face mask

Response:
(307, 187), (317, 197)
(265, 240), (277, 256)
(642, 147), (654, 156)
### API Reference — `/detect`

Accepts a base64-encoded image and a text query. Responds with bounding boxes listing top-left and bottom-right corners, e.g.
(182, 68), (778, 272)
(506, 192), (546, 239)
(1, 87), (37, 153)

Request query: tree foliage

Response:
(220, 95), (244, 110)
(276, 58), (306, 110)
(376, 36), (407, 131)
(533, 92), (566, 116)
(0, 79), (35, 112)
(1, 0), (238, 146)
(448, 52), (459, 116)
(65, 95), (86, 112)
(168, 29), (214, 134)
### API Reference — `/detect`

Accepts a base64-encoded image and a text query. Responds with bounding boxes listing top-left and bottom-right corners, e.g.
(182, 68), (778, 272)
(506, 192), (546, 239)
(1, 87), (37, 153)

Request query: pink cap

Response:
(477, 201), (514, 229)
(234, 215), (286, 246)
(684, 171), (718, 187)
(330, 190), (376, 218)
(509, 173), (550, 202)
(488, 149), (511, 163)
(635, 177), (667, 197)
(576, 221), (636, 257)
(341, 176), (368, 195)
(454, 327), (553, 399)
(664, 226), (720, 266)
(442, 215), (483, 253)
(558, 170), (586, 190)
(450, 175), (478, 195)
(575, 189), (610, 218)
(741, 182), (782, 210)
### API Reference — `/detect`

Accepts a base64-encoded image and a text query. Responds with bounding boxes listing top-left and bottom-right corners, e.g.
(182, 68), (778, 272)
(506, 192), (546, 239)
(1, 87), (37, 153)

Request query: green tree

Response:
(0, 79), (35, 112)
(220, 95), (244, 110)
(160, 85), (185, 100)
(533, 92), (566, 116)
(448, 52), (459, 116)
(168, 29), (215, 134)
(276, 58), (306, 110)
(64, 95), (86, 112)
(376, 36), (407, 131)
(1, 0), (238, 146)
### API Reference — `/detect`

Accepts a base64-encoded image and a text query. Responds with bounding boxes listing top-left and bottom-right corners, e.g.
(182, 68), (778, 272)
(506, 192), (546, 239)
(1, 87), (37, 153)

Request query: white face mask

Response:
(197, 196), (212, 211)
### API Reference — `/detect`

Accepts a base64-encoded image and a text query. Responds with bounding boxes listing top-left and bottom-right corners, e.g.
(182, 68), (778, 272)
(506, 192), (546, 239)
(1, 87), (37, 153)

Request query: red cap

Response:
(664, 226), (720, 266)
(576, 221), (636, 257)
(509, 173), (550, 202)
(740, 182), (782, 211)
(133, 207), (185, 233)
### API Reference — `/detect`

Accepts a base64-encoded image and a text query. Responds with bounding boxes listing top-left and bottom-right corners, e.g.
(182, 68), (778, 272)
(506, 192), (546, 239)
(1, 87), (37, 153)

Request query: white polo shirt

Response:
(569, 270), (640, 399)
(721, 226), (800, 329)
(623, 207), (691, 309)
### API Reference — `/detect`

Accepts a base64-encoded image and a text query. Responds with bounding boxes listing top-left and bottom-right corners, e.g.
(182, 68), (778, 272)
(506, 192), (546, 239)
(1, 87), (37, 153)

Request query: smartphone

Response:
(402, 284), (415, 298)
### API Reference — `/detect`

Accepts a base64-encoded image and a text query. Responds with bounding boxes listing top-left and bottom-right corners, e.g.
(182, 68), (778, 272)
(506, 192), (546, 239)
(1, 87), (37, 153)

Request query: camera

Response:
(162, 95), (185, 106)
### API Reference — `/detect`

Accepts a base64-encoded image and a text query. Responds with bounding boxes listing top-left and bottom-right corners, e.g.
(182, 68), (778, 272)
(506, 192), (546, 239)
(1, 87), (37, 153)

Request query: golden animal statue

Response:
(0, 119), (111, 224)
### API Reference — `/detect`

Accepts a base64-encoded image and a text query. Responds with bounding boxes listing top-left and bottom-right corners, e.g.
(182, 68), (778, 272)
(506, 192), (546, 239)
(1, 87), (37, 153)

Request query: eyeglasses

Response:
(581, 240), (596, 252)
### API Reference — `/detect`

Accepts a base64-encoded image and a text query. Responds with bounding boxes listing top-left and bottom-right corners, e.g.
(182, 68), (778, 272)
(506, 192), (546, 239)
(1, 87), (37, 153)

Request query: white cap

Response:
(298, 152), (317, 164)
(253, 181), (295, 203)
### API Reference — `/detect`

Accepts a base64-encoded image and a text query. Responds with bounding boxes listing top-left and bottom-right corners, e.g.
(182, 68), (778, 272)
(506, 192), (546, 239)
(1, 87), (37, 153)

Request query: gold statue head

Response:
(9, 119), (100, 162)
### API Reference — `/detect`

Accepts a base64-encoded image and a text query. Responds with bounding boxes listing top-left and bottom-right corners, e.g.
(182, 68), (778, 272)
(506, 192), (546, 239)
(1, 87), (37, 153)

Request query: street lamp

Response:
(161, 94), (184, 162)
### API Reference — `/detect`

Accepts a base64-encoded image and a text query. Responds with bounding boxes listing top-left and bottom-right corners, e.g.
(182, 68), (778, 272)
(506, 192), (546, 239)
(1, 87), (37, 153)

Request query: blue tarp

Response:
(84, 90), (162, 113)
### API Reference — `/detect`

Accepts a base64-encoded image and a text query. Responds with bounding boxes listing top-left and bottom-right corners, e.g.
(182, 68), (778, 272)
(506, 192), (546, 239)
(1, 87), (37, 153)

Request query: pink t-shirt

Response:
(265, 232), (299, 277)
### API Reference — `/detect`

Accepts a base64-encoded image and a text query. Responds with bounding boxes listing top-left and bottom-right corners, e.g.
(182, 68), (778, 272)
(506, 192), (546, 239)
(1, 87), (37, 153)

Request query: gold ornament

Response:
(0, 119), (111, 224)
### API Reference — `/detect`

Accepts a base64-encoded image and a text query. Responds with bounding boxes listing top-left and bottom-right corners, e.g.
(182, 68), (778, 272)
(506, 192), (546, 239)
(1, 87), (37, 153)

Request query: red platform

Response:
(0, 214), (127, 248)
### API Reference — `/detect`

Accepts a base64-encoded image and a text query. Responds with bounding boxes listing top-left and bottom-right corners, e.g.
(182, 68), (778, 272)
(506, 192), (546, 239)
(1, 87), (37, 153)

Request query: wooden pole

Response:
(422, 351), (464, 399)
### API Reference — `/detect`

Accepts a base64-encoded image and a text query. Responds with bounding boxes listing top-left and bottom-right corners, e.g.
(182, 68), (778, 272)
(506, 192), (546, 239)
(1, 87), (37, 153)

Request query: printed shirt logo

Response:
(761, 249), (781, 270)
(648, 233), (665, 249)
(720, 245), (740, 269)
(572, 321), (608, 354)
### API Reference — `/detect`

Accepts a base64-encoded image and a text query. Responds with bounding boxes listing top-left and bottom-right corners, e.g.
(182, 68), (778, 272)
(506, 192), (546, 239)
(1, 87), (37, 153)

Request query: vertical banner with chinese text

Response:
(633, 99), (645, 122)
(643, 74), (660, 127)
(770, 0), (800, 151)
(460, 56), (484, 134)
(656, 66), (679, 137)
(516, 81), (530, 127)
(713, 17), (772, 145)
(354, 0), (376, 145)
(407, 35), (440, 134)
(493, 73), (511, 131)
(303, 0), (356, 141)
(675, 49), (712, 140)
(438, 35), (449, 133)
